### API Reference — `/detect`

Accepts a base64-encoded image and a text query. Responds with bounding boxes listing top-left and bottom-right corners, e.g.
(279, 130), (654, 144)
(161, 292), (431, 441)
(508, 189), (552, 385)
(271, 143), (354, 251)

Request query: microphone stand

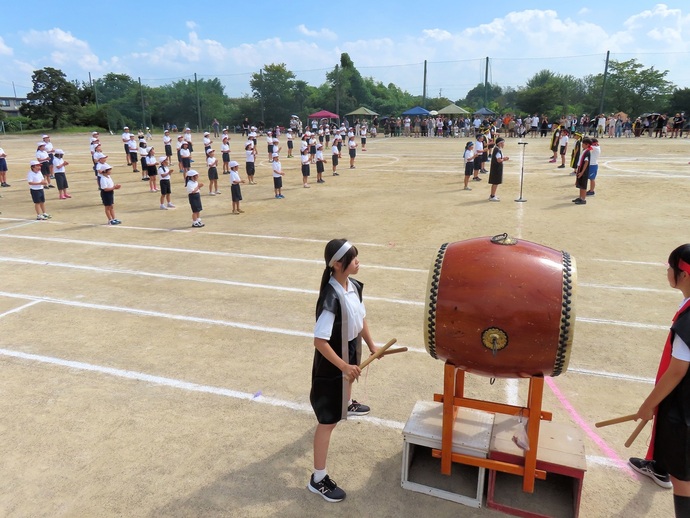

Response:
(515, 140), (528, 202)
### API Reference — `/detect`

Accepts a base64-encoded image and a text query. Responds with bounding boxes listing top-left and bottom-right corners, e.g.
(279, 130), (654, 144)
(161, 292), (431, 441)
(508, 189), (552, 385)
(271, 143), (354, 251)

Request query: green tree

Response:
(669, 88), (690, 118)
(602, 59), (674, 115)
(21, 67), (79, 129)
(459, 83), (504, 110)
(250, 63), (297, 126)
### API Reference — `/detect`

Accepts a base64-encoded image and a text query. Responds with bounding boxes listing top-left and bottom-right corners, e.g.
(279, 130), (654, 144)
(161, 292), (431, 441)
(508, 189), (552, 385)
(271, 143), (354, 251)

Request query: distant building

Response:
(0, 97), (27, 117)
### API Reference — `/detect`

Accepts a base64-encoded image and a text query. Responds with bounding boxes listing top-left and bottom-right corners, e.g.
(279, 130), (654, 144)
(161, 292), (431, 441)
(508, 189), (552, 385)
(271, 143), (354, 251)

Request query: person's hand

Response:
(114, 184), (121, 189)
(342, 364), (361, 381)
(369, 345), (380, 357)
(636, 403), (655, 422)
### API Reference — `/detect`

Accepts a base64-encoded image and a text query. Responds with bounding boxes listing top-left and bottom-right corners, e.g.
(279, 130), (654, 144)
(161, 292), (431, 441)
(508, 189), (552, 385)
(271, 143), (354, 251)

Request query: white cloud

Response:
(0, 36), (12, 56)
(297, 24), (337, 40)
(186, 21), (198, 30)
(21, 28), (106, 72)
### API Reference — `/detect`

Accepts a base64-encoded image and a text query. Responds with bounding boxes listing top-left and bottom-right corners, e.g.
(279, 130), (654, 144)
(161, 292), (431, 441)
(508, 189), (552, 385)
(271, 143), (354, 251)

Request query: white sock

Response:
(313, 468), (327, 483)
(348, 399), (353, 406)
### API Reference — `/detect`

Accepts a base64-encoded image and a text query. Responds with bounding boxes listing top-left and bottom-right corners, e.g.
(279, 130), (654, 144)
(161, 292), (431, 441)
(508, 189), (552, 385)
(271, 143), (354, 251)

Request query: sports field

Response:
(0, 130), (687, 517)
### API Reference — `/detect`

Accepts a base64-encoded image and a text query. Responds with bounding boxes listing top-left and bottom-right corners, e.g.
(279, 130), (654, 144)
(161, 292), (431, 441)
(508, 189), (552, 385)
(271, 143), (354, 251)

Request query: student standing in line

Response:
(128, 136), (140, 174)
(122, 126), (132, 165)
(221, 136), (231, 174)
(462, 141), (475, 191)
(163, 130), (173, 167)
(229, 160), (245, 215)
(145, 147), (159, 192)
(158, 156), (175, 210)
(272, 153), (285, 199)
(331, 137), (340, 176)
(488, 137), (509, 201)
(245, 140), (257, 184)
(286, 130), (294, 158)
(587, 138), (600, 196)
(557, 129), (569, 169)
(308, 238), (378, 503)
(96, 162), (121, 225)
(0, 145), (11, 187)
(301, 147), (311, 188)
(348, 135), (357, 169)
(472, 134), (485, 182)
(315, 144), (326, 184)
(52, 149), (71, 199)
(36, 142), (53, 189)
(206, 149), (220, 195)
(180, 141), (192, 176)
(185, 170), (204, 227)
(27, 160), (50, 220)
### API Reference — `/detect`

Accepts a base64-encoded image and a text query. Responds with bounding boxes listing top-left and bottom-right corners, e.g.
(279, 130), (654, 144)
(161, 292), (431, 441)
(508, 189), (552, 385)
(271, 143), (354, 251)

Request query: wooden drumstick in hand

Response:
(344, 338), (397, 382)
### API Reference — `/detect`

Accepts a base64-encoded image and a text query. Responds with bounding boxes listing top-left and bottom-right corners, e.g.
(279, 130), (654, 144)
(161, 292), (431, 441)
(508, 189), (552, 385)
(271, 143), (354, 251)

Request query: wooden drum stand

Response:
(431, 362), (552, 493)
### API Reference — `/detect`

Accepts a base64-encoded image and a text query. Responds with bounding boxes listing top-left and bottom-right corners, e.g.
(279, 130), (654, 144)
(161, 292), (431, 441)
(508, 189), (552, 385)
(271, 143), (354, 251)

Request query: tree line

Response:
(8, 53), (690, 132)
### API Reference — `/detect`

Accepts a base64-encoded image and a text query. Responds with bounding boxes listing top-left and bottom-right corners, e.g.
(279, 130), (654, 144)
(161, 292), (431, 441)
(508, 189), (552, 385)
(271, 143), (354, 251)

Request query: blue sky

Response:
(1, 2), (689, 102)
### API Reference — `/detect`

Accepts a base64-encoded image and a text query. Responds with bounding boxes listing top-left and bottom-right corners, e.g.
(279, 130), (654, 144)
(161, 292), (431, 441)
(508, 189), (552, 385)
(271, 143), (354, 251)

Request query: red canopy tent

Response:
(308, 110), (339, 119)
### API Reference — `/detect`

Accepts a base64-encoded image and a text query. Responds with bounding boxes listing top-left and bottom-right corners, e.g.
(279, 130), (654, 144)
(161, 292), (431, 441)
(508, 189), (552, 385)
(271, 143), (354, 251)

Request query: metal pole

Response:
(259, 69), (265, 128)
(484, 57), (489, 107)
(598, 51), (610, 115)
(195, 73), (202, 132)
(422, 60), (427, 108)
(139, 77), (145, 131)
(515, 141), (528, 202)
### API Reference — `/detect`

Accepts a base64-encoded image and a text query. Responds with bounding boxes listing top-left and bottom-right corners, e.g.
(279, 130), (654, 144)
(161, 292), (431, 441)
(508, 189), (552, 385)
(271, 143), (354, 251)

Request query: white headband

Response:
(328, 241), (352, 267)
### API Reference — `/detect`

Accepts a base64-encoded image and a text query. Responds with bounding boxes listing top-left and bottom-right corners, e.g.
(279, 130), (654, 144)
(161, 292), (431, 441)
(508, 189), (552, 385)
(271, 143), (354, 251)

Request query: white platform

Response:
(401, 400), (494, 507)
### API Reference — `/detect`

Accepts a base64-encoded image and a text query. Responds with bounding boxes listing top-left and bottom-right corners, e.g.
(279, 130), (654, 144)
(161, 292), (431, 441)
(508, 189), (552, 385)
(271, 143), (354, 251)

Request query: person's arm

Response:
(636, 357), (690, 421)
(314, 338), (360, 380)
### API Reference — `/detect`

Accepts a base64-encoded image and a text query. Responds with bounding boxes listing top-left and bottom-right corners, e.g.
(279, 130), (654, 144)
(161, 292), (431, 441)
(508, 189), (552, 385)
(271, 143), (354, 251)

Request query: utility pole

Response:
(139, 77), (145, 130)
(598, 51), (610, 115)
(484, 57), (489, 107)
(259, 69), (265, 126)
(195, 73), (202, 131)
(422, 60), (427, 108)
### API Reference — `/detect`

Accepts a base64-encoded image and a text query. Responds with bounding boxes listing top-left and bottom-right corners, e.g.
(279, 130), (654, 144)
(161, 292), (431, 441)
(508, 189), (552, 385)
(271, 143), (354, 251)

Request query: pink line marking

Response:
(545, 377), (635, 477)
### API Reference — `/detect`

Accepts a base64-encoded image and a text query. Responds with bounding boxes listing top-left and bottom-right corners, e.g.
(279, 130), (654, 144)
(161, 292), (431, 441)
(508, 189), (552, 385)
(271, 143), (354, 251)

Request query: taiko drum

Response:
(424, 234), (576, 378)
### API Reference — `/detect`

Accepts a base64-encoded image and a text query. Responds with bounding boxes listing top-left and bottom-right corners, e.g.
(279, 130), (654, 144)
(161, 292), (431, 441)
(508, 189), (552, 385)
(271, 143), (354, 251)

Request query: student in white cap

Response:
(301, 146), (311, 188)
(122, 126), (132, 165)
(315, 143), (326, 184)
(52, 149), (71, 199)
(158, 156), (175, 209)
(27, 160), (50, 220)
(245, 140), (257, 184)
(207, 148), (220, 195)
(163, 129), (173, 166)
(221, 136), (231, 174)
(145, 147), (158, 192)
(127, 135), (139, 173)
(272, 153), (285, 198)
(35, 142), (53, 188)
(203, 131), (212, 153)
(97, 162), (121, 225)
(185, 170), (204, 227)
(0, 144), (10, 187)
(229, 160), (245, 214)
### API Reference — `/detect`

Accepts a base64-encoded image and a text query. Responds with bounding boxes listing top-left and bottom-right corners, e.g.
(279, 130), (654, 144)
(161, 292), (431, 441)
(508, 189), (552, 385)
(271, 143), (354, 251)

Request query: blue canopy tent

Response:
(401, 106), (431, 116)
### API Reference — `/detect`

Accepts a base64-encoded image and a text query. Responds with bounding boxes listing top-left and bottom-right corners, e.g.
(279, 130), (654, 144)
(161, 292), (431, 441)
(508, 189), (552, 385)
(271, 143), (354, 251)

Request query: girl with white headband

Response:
(308, 238), (379, 503)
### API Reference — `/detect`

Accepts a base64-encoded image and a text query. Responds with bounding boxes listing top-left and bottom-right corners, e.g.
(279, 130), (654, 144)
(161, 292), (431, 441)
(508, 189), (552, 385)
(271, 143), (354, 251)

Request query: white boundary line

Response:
(0, 346), (631, 466)
(0, 234), (426, 273)
(0, 300), (42, 319)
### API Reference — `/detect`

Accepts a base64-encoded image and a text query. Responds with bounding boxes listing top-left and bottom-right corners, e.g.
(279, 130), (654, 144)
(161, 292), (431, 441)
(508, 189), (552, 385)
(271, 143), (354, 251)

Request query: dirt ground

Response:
(0, 128), (687, 517)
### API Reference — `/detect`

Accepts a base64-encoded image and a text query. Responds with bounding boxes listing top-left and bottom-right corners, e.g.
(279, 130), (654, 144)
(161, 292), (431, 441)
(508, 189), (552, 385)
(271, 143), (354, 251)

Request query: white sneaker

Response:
(160, 204), (168, 210)
(489, 196), (500, 202)
(167, 202), (176, 208)
(209, 192), (216, 196)
(215, 191), (221, 194)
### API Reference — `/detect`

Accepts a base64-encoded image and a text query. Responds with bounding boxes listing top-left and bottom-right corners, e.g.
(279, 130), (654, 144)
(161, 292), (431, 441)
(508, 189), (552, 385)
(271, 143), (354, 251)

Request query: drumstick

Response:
(380, 347), (408, 357)
(345, 338), (397, 382)
(595, 414), (637, 428)
(625, 419), (649, 448)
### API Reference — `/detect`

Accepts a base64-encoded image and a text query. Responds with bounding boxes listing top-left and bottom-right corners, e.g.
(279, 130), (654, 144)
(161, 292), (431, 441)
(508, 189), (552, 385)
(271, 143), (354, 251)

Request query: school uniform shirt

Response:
(589, 145), (601, 166)
(245, 149), (255, 163)
(331, 144), (339, 156)
(186, 179), (199, 194)
(121, 132), (132, 143)
(44, 141), (54, 154)
(207, 156), (217, 168)
(128, 140), (138, 152)
(220, 142), (230, 153)
(203, 137), (212, 147)
(315, 149), (324, 162)
(36, 149), (49, 163)
(272, 161), (282, 177)
(146, 156), (157, 169)
(163, 134), (172, 147)
(27, 170), (45, 190)
(99, 174), (114, 190)
(180, 148), (191, 160)
(158, 165), (170, 180)
(559, 135), (569, 148)
(184, 132), (193, 144)
(230, 170), (241, 184)
(52, 157), (66, 173)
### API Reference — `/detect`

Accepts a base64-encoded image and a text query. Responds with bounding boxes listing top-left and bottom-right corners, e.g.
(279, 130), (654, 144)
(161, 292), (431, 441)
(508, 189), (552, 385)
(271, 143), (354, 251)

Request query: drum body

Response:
(424, 235), (576, 378)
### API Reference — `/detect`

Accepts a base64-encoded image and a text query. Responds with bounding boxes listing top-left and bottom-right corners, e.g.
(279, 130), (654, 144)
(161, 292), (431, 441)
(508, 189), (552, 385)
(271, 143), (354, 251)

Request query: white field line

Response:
(0, 346), (635, 466)
(0, 300), (42, 319)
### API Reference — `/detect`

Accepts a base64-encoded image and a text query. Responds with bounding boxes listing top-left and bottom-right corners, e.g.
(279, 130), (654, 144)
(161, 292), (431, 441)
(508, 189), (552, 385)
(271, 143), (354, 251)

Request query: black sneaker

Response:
(348, 400), (370, 416)
(308, 474), (346, 502)
(574, 198), (587, 205)
(628, 458), (672, 489)
(586, 190), (595, 196)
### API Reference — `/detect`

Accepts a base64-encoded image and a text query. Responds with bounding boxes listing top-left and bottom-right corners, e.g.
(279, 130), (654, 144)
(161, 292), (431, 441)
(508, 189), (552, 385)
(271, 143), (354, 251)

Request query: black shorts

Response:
(301, 164), (310, 177)
(464, 162), (473, 176)
(140, 157), (147, 170)
(165, 144), (172, 157)
(55, 172), (68, 189)
(100, 189), (114, 206)
(575, 170), (589, 189)
(361, 138), (367, 145)
(273, 176), (282, 189)
(130, 151), (138, 163)
(349, 149), (356, 158)
(246, 162), (255, 175)
(332, 155), (339, 166)
(41, 162), (50, 176)
(231, 183), (242, 201)
(208, 167), (218, 180)
(188, 192), (202, 213)
(316, 161), (324, 173)
(160, 179), (171, 195)
(287, 141), (294, 149)
(0, 157), (6, 172)
(30, 189), (45, 203)
(473, 156), (482, 169)
(267, 145), (273, 155)
(222, 152), (230, 163)
(182, 157), (191, 168)
(147, 166), (157, 177)
(560, 145), (567, 156)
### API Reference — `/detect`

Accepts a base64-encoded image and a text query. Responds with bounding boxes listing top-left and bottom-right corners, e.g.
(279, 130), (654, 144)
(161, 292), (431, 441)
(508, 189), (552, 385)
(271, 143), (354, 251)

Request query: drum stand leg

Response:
(435, 362), (549, 493)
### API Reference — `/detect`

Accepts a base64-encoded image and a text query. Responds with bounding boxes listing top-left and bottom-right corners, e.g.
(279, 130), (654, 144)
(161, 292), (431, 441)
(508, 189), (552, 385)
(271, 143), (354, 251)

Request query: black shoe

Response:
(333, 172), (339, 176)
(557, 165), (566, 168)
(308, 474), (346, 502)
(472, 177), (482, 181)
(572, 198), (580, 203)
(574, 198), (587, 205)
(47, 184), (55, 188)
(586, 190), (595, 196)
(347, 400), (370, 416)
(628, 458), (672, 489)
